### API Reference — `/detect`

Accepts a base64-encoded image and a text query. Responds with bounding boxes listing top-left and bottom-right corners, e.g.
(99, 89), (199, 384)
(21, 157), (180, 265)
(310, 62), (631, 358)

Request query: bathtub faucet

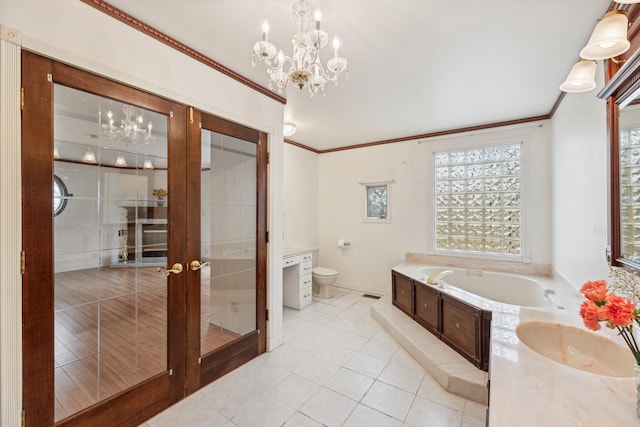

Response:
(427, 270), (453, 285)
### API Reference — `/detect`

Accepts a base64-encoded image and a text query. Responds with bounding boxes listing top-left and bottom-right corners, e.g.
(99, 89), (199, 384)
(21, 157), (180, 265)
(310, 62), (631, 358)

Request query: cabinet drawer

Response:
(415, 284), (439, 334)
(300, 252), (313, 262)
(392, 272), (413, 315)
(300, 261), (313, 275)
(299, 286), (312, 309)
(283, 256), (300, 267)
(299, 274), (312, 289)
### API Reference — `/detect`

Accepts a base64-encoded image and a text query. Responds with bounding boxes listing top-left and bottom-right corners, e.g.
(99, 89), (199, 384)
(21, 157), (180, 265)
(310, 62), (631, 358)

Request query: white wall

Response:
(551, 63), (610, 289)
(0, 0), (285, 421)
(317, 124), (553, 295)
(283, 143), (319, 249)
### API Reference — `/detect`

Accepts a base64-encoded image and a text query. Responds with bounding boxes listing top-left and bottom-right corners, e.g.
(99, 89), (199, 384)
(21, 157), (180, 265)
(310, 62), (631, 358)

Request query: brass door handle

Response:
(157, 263), (183, 276)
(190, 260), (211, 271)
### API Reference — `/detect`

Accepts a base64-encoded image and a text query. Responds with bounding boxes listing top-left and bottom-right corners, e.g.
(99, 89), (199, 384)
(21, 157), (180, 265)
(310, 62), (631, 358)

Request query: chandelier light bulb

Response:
(53, 146), (60, 159)
(314, 9), (322, 29)
(262, 20), (269, 41)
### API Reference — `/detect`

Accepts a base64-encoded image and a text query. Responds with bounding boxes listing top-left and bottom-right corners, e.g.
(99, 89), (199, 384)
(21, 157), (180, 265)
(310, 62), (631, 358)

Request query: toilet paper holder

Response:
(338, 240), (351, 249)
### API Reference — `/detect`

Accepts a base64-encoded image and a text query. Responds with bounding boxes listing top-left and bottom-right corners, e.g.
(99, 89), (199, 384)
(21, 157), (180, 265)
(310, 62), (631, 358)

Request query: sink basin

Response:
(515, 321), (635, 378)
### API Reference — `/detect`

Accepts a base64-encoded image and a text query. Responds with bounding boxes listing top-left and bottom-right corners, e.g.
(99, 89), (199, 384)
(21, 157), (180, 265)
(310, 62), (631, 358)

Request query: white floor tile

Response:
(282, 411), (325, 426)
(294, 356), (342, 385)
(404, 395), (463, 427)
(230, 392), (295, 427)
(269, 372), (321, 409)
(325, 367), (375, 401)
(378, 362), (424, 394)
(361, 381), (414, 421)
(345, 351), (388, 379)
(360, 338), (399, 361)
(343, 404), (403, 427)
(300, 387), (358, 427)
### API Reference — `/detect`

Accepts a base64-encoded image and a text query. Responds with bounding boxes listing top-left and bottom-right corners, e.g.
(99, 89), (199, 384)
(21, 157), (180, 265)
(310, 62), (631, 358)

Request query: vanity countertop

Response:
(282, 247), (318, 258)
(488, 306), (637, 426)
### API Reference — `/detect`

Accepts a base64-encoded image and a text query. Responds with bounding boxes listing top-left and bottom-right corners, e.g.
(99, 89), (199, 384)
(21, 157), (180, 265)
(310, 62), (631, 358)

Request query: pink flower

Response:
(579, 300), (604, 331)
(604, 293), (636, 328)
(579, 280), (609, 303)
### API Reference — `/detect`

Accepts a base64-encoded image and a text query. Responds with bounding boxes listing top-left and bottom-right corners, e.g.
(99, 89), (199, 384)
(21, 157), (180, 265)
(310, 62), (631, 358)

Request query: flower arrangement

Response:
(152, 188), (168, 199)
(579, 278), (640, 364)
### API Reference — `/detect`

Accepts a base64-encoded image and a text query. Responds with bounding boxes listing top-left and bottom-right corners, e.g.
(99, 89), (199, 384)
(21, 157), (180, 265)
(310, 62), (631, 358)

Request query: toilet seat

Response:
(313, 267), (338, 276)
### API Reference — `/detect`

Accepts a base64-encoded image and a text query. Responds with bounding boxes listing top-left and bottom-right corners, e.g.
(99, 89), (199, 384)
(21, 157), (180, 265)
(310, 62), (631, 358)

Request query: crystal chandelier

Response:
(99, 104), (155, 144)
(252, 0), (348, 97)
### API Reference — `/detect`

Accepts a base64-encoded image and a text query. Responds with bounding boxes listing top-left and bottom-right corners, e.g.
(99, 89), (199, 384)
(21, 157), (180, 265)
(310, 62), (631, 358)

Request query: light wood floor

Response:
(54, 266), (241, 422)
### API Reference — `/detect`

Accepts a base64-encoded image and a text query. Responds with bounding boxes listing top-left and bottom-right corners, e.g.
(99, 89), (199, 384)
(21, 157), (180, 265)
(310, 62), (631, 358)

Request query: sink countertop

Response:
(489, 306), (637, 426)
(282, 247), (318, 258)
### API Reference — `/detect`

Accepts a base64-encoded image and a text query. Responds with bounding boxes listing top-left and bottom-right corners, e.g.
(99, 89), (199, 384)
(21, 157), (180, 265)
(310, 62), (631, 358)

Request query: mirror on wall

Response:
(599, 47), (640, 270)
(618, 100), (640, 263)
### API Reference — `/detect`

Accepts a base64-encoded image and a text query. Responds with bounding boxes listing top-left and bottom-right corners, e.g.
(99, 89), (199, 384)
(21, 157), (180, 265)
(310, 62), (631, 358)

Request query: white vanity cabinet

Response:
(283, 251), (313, 309)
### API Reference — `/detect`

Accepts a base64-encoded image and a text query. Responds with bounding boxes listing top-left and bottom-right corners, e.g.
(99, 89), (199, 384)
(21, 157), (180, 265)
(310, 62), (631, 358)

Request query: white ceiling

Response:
(105, 0), (612, 151)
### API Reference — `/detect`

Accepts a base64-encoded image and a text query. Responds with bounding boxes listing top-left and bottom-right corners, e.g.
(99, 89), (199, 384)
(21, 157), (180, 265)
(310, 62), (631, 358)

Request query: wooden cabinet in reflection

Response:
(123, 206), (167, 263)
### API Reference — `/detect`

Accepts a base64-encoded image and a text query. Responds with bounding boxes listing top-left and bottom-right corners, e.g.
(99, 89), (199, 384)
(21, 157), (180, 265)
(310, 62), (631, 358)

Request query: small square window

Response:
(364, 183), (391, 223)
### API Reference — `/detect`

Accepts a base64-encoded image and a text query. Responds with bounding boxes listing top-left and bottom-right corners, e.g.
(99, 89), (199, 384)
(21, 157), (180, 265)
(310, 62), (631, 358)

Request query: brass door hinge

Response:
(189, 107), (194, 124)
(266, 231), (269, 243)
(21, 409), (25, 427)
(20, 87), (24, 111)
(20, 250), (25, 275)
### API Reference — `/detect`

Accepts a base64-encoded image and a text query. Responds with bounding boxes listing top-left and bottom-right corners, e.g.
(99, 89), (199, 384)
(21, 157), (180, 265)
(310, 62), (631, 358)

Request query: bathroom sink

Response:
(515, 321), (635, 378)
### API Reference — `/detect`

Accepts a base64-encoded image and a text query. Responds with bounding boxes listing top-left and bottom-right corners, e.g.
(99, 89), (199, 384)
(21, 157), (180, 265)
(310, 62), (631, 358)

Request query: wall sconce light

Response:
(114, 154), (127, 167)
(53, 147), (60, 159)
(283, 122), (296, 137)
(143, 159), (154, 170)
(82, 149), (97, 164)
(560, 59), (597, 92)
(580, 10), (630, 60)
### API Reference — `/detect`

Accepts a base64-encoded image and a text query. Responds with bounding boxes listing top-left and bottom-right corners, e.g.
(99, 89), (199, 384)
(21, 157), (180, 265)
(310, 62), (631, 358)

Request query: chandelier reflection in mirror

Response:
(99, 104), (155, 144)
(252, 0), (348, 97)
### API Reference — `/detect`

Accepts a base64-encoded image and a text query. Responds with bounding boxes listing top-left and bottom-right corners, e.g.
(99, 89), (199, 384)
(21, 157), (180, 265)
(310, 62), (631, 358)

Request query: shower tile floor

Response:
(141, 288), (487, 427)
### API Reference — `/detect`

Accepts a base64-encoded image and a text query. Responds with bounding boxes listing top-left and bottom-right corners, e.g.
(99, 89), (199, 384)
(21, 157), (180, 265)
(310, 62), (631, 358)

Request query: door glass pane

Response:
(200, 130), (257, 356)
(53, 85), (168, 421)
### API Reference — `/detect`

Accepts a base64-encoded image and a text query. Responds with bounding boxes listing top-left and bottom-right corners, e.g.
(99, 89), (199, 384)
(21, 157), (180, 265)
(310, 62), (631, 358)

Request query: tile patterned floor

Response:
(141, 289), (487, 427)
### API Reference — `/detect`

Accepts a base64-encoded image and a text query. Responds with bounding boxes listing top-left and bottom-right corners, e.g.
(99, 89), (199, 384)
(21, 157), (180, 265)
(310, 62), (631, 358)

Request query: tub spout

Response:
(427, 270), (453, 285)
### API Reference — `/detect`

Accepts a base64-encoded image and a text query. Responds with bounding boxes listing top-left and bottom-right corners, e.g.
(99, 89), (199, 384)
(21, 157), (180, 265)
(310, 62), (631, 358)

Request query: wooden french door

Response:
(184, 110), (267, 392)
(21, 52), (267, 426)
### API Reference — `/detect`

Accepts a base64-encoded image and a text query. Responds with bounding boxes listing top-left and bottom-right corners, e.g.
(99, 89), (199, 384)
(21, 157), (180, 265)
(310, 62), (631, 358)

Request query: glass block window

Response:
(364, 183), (390, 223)
(434, 143), (522, 256)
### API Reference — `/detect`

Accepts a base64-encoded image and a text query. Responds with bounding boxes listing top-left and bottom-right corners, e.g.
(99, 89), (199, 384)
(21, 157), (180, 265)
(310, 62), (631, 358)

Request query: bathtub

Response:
(417, 267), (552, 308)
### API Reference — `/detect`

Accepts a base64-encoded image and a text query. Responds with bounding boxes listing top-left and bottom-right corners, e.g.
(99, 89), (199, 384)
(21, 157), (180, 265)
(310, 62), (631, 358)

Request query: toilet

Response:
(312, 267), (338, 298)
